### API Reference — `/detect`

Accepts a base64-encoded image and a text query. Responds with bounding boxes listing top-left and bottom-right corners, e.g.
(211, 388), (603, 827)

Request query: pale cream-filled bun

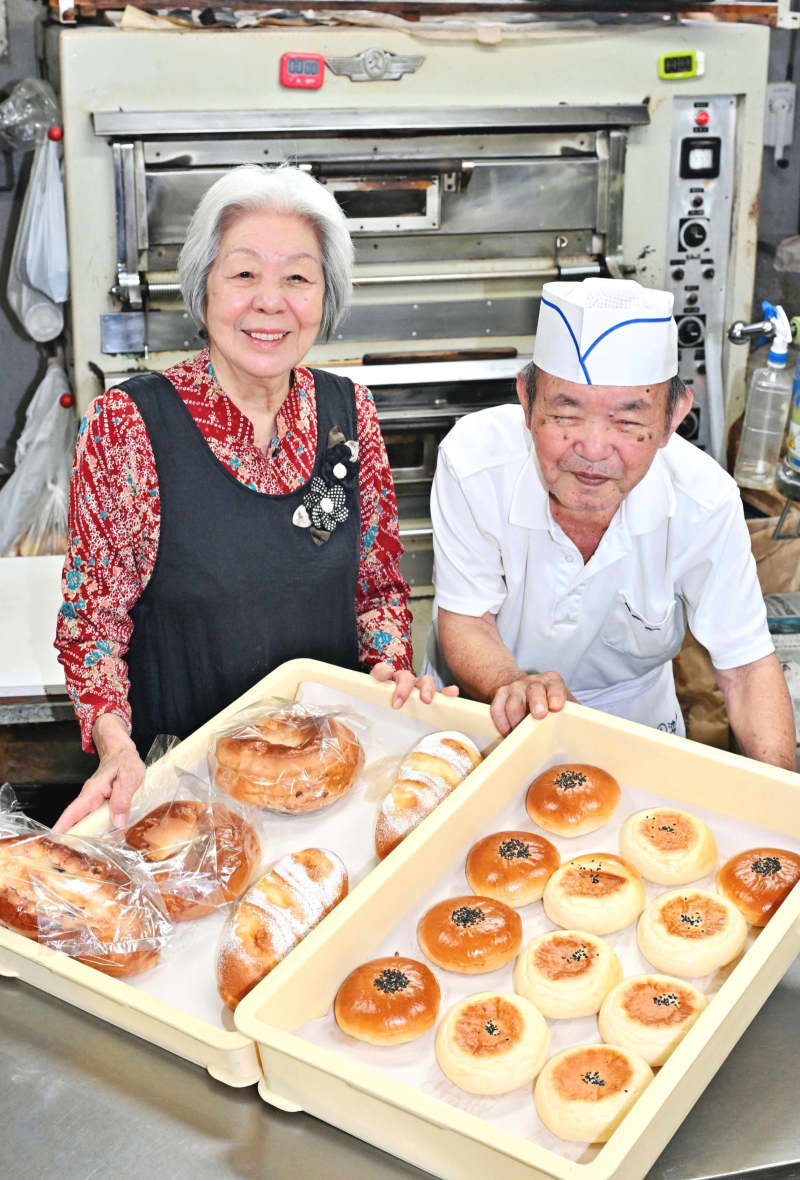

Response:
(435, 992), (550, 1095)
(597, 974), (707, 1067)
(465, 830), (560, 907)
(526, 764), (620, 837)
(534, 1043), (653, 1143)
(717, 847), (800, 927)
(619, 807), (717, 885)
(513, 930), (622, 1019)
(334, 955), (440, 1045)
(543, 854), (645, 935)
(417, 895), (522, 973)
(637, 888), (747, 977)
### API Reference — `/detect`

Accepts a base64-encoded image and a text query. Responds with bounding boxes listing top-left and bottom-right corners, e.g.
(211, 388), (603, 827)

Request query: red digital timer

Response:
(280, 52), (325, 90)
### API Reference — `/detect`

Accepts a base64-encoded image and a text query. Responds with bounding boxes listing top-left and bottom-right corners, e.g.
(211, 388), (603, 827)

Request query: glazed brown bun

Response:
(216, 847), (347, 1010)
(213, 711), (363, 813)
(124, 800), (261, 921)
(435, 992), (550, 1094)
(0, 835), (164, 977)
(543, 853), (645, 935)
(334, 955), (440, 1045)
(637, 888), (747, 977)
(375, 732), (482, 860)
(417, 895), (522, 973)
(465, 830), (560, 907)
(716, 847), (800, 926)
(526, 764), (620, 837)
(598, 974), (707, 1067)
(619, 808), (717, 885)
(534, 1044), (653, 1143)
(514, 930), (622, 1019)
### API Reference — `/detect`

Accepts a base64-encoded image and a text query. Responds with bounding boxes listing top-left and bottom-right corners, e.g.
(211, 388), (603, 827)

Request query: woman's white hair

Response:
(178, 164), (353, 341)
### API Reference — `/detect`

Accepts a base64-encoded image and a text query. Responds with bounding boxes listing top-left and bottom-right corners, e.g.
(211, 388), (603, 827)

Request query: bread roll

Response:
(543, 853), (645, 935)
(417, 895), (522, 973)
(716, 847), (800, 926)
(619, 808), (717, 885)
(534, 1044), (653, 1143)
(213, 711), (363, 813)
(216, 847), (347, 1009)
(334, 955), (440, 1045)
(124, 800), (260, 921)
(0, 835), (165, 977)
(436, 992), (550, 1095)
(465, 830), (560, 907)
(514, 930), (622, 1019)
(598, 974), (707, 1066)
(637, 888), (747, 977)
(526, 764), (620, 838)
(375, 732), (482, 860)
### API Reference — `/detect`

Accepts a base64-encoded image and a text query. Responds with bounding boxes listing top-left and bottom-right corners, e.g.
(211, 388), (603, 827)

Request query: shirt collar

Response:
(508, 432), (677, 535)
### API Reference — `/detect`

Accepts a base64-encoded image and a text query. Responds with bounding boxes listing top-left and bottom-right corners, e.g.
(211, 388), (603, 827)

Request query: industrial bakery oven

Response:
(60, 19), (768, 582)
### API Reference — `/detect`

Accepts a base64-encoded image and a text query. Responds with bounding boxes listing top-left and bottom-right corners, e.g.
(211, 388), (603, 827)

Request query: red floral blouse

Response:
(55, 349), (413, 752)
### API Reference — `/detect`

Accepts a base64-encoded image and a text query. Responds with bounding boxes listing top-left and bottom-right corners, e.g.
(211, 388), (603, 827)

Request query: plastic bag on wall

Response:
(7, 137), (68, 341)
(0, 360), (76, 557)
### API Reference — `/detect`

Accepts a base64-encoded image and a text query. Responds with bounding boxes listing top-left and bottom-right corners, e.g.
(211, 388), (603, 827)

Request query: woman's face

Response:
(205, 208), (325, 393)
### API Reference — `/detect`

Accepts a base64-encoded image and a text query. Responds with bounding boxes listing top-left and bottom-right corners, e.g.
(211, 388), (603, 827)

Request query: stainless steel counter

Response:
(2, 958), (799, 1180)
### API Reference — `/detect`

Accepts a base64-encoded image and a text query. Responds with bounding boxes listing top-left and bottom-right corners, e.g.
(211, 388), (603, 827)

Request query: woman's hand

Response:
(52, 714), (145, 834)
(369, 662), (460, 709)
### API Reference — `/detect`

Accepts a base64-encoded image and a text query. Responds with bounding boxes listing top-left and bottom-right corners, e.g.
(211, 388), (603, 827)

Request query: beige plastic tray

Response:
(0, 659), (501, 1089)
(236, 703), (800, 1179)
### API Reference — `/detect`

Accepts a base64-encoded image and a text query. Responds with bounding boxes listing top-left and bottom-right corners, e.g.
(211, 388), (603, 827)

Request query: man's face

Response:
(521, 368), (691, 520)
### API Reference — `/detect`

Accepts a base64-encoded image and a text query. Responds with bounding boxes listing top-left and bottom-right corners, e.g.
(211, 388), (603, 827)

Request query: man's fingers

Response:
(490, 686), (512, 735)
(542, 672), (567, 712)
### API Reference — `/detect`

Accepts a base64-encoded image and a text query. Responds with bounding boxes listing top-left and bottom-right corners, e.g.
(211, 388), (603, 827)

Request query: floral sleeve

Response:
(54, 391), (159, 752)
(353, 384), (413, 671)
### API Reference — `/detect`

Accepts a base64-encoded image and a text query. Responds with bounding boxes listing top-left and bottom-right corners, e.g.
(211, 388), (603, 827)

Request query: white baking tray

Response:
(236, 703), (800, 1178)
(0, 660), (501, 1088)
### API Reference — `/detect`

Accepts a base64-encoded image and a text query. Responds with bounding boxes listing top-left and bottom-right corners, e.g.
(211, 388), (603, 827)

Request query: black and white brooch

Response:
(292, 425), (358, 546)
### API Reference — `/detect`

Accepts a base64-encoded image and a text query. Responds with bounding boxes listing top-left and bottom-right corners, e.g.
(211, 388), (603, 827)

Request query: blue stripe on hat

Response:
(541, 298), (673, 384)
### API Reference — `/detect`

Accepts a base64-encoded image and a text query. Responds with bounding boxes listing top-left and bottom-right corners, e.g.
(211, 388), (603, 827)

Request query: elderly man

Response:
(425, 278), (795, 769)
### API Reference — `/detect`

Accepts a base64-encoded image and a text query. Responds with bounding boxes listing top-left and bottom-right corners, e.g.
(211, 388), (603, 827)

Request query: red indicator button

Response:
(280, 52), (325, 89)
(695, 110), (710, 126)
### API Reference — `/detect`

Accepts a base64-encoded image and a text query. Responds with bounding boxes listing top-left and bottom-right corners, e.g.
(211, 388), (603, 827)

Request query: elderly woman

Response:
(54, 165), (453, 832)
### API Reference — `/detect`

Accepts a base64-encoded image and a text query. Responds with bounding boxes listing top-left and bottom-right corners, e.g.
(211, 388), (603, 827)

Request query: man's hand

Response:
(52, 714), (145, 833)
(490, 671), (574, 735)
(369, 662), (460, 709)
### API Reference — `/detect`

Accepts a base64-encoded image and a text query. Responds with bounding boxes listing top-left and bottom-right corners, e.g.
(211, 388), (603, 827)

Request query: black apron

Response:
(122, 368), (361, 758)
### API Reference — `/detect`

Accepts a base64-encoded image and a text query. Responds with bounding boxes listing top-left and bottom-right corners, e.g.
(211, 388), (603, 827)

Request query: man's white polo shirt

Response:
(427, 404), (773, 733)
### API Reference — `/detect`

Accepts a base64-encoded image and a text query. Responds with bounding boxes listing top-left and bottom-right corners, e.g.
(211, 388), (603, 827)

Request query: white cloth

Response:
(533, 278), (678, 386)
(424, 405), (773, 733)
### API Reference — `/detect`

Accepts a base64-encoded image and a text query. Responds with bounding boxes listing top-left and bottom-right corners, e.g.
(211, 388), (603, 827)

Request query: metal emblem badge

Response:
(325, 48), (424, 83)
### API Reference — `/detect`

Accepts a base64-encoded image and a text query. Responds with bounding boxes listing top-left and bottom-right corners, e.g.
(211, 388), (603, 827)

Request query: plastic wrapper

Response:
(0, 360), (74, 556)
(0, 80), (59, 152)
(118, 767), (265, 924)
(0, 785), (171, 977)
(208, 698), (368, 814)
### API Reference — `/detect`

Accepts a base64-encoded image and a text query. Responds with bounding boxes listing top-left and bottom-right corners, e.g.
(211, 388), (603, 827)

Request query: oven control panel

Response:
(664, 95), (736, 454)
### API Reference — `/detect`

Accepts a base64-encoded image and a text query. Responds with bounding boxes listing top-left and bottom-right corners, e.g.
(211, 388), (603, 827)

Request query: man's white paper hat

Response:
(533, 278), (678, 386)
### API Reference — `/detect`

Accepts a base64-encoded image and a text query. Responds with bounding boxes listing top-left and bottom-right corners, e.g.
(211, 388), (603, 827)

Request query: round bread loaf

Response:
(435, 991), (550, 1094)
(598, 974), (707, 1066)
(465, 830), (560, 907)
(334, 955), (440, 1045)
(543, 853), (645, 935)
(213, 711), (363, 813)
(216, 847), (347, 1009)
(375, 732), (482, 860)
(124, 800), (260, 921)
(514, 930), (622, 1019)
(619, 807), (717, 885)
(0, 834), (165, 977)
(637, 888), (747, 977)
(526, 764), (620, 838)
(417, 895), (522, 973)
(716, 847), (800, 926)
(534, 1043), (653, 1143)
